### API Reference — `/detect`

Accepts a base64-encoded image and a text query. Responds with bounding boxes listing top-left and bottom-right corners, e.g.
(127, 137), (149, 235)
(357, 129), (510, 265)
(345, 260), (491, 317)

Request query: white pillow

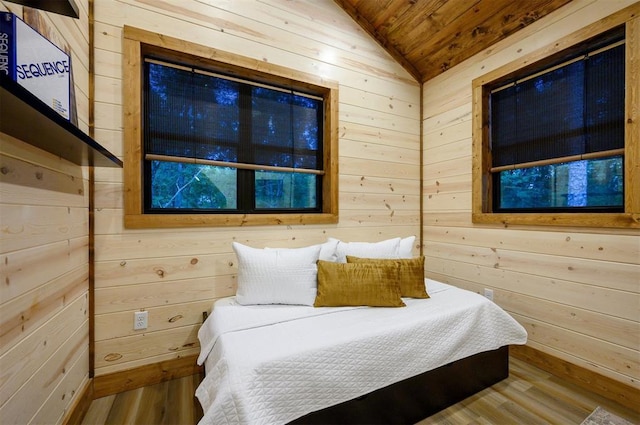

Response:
(330, 237), (401, 263)
(233, 242), (321, 306)
(318, 238), (339, 262)
(266, 239), (339, 262)
(399, 236), (416, 258)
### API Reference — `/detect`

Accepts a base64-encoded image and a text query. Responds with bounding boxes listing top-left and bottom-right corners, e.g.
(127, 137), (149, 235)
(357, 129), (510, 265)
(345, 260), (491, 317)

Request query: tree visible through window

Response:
(496, 157), (623, 210)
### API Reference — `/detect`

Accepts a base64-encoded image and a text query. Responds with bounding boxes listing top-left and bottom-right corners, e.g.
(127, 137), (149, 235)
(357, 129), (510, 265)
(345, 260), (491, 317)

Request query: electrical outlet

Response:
(134, 311), (148, 330)
(483, 288), (494, 301)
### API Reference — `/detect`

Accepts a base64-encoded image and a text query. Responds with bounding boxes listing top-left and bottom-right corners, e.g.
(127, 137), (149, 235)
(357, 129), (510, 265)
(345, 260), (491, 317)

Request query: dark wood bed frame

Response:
(288, 345), (510, 425)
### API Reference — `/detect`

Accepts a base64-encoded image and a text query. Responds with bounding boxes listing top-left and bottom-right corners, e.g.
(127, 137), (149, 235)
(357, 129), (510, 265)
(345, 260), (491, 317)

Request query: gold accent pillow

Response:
(314, 260), (405, 307)
(346, 256), (429, 299)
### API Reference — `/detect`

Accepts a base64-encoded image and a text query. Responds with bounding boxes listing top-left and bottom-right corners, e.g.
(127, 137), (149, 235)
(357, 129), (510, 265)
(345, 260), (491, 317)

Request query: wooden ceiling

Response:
(334, 0), (574, 82)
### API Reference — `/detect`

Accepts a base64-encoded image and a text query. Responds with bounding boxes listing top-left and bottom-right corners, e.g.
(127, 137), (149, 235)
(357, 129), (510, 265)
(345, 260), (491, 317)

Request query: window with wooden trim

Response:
(144, 59), (324, 213)
(472, 11), (639, 228)
(123, 27), (339, 228)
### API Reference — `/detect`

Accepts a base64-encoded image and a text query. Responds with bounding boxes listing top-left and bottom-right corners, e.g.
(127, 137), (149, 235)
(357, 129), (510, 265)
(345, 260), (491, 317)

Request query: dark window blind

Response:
(144, 60), (322, 172)
(251, 87), (321, 170)
(490, 41), (625, 168)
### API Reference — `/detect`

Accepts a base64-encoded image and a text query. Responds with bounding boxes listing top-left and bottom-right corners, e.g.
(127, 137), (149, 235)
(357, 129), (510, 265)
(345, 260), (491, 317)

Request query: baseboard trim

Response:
(510, 345), (639, 413)
(93, 354), (203, 399)
(63, 378), (94, 425)
(76, 347), (638, 419)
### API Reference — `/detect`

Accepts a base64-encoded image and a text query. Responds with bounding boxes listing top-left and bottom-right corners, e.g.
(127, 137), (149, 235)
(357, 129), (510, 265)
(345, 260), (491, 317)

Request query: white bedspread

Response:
(195, 279), (527, 425)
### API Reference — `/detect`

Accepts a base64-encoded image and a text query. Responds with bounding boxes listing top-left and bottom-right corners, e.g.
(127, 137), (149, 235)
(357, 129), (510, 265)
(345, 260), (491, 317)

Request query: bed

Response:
(195, 278), (527, 425)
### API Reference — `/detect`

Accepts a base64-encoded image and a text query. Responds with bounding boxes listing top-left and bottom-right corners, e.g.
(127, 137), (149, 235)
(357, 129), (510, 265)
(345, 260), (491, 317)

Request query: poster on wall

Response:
(0, 10), (76, 124)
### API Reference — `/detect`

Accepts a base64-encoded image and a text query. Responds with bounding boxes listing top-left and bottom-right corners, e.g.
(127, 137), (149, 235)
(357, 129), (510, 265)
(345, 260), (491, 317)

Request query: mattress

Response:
(195, 279), (527, 425)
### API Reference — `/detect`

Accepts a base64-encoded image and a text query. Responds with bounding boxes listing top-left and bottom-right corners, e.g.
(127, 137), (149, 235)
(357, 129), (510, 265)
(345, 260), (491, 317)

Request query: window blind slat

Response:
(490, 41), (625, 168)
(145, 154), (325, 175)
(144, 60), (322, 171)
(490, 148), (624, 172)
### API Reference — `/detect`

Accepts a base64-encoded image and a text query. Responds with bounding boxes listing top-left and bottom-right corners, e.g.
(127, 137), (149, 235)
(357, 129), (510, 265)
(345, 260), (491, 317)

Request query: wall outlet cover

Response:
(134, 310), (148, 330)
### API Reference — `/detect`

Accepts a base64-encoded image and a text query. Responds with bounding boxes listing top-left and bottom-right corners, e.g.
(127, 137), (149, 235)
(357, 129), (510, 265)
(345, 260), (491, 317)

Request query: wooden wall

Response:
(1, 0), (636, 415)
(92, 0), (421, 376)
(423, 0), (639, 391)
(0, 1), (91, 423)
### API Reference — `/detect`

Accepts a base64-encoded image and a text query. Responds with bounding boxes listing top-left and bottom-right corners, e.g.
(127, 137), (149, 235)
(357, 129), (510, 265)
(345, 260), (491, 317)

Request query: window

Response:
(472, 12), (639, 228)
(144, 60), (323, 214)
(490, 29), (624, 213)
(123, 27), (338, 228)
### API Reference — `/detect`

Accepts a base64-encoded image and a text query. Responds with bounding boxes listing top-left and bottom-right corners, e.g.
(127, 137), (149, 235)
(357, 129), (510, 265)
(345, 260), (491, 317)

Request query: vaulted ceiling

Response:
(334, 0), (574, 82)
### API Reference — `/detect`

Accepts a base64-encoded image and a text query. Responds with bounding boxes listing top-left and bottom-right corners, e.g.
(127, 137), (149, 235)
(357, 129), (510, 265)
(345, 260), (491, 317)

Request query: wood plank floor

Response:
(82, 357), (639, 425)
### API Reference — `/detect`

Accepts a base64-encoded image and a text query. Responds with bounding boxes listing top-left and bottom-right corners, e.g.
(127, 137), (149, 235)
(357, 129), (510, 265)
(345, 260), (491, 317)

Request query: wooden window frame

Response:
(471, 5), (639, 229)
(123, 26), (339, 228)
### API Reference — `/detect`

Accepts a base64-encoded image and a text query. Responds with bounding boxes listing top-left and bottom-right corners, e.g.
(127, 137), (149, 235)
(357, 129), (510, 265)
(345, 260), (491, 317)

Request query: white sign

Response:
(1, 12), (71, 120)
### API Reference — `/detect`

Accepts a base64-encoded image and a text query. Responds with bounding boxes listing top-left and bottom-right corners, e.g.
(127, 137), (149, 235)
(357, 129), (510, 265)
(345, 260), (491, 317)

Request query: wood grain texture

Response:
(93, 0), (421, 376)
(626, 15), (640, 214)
(62, 378), (94, 425)
(334, 0), (573, 82)
(0, 265), (87, 353)
(421, 357), (638, 424)
(0, 147), (87, 206)
(423, 0), (634, 117)
(422, 0), (640, 404)
(94, 325), (200, 369)
(93, 355), (202, 399)
(79, 356), (640, 425)
(511, 344), (640, 413)
(0, 2), (92, 424)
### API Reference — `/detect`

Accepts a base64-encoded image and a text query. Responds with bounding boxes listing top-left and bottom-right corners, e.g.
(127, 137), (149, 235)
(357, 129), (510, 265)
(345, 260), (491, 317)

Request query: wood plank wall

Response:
(423, 0), (639, 391)
(0, 1), (91, 423)
(92, 0), (421, 377)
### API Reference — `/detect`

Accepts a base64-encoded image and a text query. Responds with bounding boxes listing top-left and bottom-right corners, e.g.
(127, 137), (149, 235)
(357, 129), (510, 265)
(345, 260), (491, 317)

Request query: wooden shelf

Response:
(0, 76), (122, 168)
(3, 0), (79, 18)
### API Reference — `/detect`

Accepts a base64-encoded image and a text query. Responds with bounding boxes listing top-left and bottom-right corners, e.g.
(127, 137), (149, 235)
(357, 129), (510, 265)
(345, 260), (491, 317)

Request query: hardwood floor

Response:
(82, 357), (639, 425)
(417, 358), (638, 425)
(81, 374), (203, 425)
